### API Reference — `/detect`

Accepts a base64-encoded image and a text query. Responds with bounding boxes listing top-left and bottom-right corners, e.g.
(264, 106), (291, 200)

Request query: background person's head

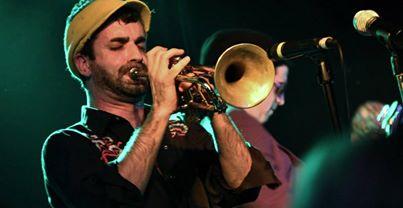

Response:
(351, 101), (386, 142)
(64, 0), (151, 101)
(293, 136), (403, 208)
(200, 29), (289, 123)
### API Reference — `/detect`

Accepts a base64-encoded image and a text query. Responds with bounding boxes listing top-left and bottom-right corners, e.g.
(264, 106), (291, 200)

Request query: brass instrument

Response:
(214, 43), (275, 109)
(132, 43), (276, 112)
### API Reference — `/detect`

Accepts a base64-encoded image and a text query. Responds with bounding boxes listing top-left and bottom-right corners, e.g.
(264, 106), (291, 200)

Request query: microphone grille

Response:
(353, 10), (379, 36)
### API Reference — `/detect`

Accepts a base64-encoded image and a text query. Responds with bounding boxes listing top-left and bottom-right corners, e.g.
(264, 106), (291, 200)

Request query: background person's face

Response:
(249, 65), (289, 123)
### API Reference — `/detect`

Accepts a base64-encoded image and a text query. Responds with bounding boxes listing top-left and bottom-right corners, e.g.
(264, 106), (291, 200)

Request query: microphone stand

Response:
(377, 28), (403, 103)
(311, 55), (342, 133)
(390, 53), (403, 103)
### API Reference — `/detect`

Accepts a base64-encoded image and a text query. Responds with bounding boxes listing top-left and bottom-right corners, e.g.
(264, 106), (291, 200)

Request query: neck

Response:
(244, 108), (265, 124)
(86, 88), (145, 128)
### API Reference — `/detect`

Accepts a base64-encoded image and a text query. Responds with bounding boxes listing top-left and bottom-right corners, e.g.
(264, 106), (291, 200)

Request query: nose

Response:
(128, 43), (145, 63)
(276, 93), (285, 106)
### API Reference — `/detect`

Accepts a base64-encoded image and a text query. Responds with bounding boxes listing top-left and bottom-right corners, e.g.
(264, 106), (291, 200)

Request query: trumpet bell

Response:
(214, 43), (276, 108)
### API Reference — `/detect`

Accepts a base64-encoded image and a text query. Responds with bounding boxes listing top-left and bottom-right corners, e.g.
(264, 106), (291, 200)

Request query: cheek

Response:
(95, 50), (127, 71)
(99, 49), (126, 63)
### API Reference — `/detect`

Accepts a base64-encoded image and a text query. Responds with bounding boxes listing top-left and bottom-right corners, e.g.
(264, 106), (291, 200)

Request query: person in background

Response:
(351, 100), (403, 141)
(350, 101), (386, 142)
(200, 29), (301, 208)
(293, 135), (403, 208)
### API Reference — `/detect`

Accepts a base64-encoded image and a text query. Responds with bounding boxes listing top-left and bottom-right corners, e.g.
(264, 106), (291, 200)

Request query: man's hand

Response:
(146, 46), (190, 117)
(117, 46), (190, 193)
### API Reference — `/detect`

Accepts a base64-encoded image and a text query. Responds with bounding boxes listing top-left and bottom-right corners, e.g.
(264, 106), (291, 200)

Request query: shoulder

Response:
(42, 123), (90, 157)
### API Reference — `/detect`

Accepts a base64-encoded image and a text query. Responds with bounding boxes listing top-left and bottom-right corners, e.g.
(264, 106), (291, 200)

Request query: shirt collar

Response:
(80, 105), (133, 137)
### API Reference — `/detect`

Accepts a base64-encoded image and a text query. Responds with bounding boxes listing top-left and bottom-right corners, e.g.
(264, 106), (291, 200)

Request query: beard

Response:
(89, 61), (150, 100)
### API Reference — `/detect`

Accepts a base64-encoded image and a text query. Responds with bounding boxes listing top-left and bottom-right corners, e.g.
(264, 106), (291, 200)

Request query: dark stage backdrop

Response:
(0, 0), (401, 207)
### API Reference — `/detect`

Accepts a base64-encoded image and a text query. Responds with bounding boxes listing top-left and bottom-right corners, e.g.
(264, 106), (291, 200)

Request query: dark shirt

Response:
(230, 110), (300, 208)
(42, 106), (280, 208)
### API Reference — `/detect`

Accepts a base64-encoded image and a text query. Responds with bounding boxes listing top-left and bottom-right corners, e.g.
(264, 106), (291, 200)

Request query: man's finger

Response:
(161, 48), (185, 67)
(178, 82), (193, 92)
(147, 46), (167, 57)
(163, 48), (185, 59)
(170, 56), (191, 77)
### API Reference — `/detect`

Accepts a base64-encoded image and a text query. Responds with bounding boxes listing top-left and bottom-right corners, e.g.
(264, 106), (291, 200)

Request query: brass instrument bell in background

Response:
(214, 43), (275, 109)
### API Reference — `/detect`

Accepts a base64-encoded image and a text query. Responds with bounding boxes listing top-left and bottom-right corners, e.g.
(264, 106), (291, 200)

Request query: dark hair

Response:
(80, 5), (143, 60)
(199, 29), (287, 67)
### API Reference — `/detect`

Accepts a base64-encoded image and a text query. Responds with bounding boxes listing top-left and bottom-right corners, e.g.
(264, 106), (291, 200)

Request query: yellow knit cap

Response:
(64, 0), (151, 80)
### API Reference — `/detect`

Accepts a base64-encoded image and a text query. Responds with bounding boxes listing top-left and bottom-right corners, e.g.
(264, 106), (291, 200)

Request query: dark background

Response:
(0, 0), (401, 207)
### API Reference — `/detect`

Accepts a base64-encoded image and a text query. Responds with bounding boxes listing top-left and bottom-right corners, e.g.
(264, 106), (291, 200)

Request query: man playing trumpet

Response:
(41, 0), (279, 207)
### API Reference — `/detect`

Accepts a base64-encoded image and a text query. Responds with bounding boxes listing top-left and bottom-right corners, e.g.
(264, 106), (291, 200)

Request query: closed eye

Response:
(108, 37), (129, 50)
(110, 44), (124, 50)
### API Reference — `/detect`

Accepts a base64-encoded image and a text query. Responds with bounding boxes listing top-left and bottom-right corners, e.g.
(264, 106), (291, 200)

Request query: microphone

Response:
(353, 10), (403, 51)
(268, 37), (337, 61)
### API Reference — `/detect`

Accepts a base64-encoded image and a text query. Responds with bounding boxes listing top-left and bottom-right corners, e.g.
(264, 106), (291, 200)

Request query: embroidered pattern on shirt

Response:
(168, 120), (189, 138)
(88, 134), (123, 163)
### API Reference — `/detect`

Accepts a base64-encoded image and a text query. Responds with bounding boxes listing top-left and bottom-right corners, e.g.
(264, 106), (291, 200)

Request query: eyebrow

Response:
(110, 37), (130, 43)
(109, 36), (146, 45)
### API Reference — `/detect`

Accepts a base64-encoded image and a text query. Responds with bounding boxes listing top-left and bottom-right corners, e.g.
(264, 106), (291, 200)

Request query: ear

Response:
(74, 53), (92, 77)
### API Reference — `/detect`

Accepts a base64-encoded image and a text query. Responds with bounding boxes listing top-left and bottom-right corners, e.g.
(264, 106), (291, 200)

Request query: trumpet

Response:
(131, 43), (276, 113)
